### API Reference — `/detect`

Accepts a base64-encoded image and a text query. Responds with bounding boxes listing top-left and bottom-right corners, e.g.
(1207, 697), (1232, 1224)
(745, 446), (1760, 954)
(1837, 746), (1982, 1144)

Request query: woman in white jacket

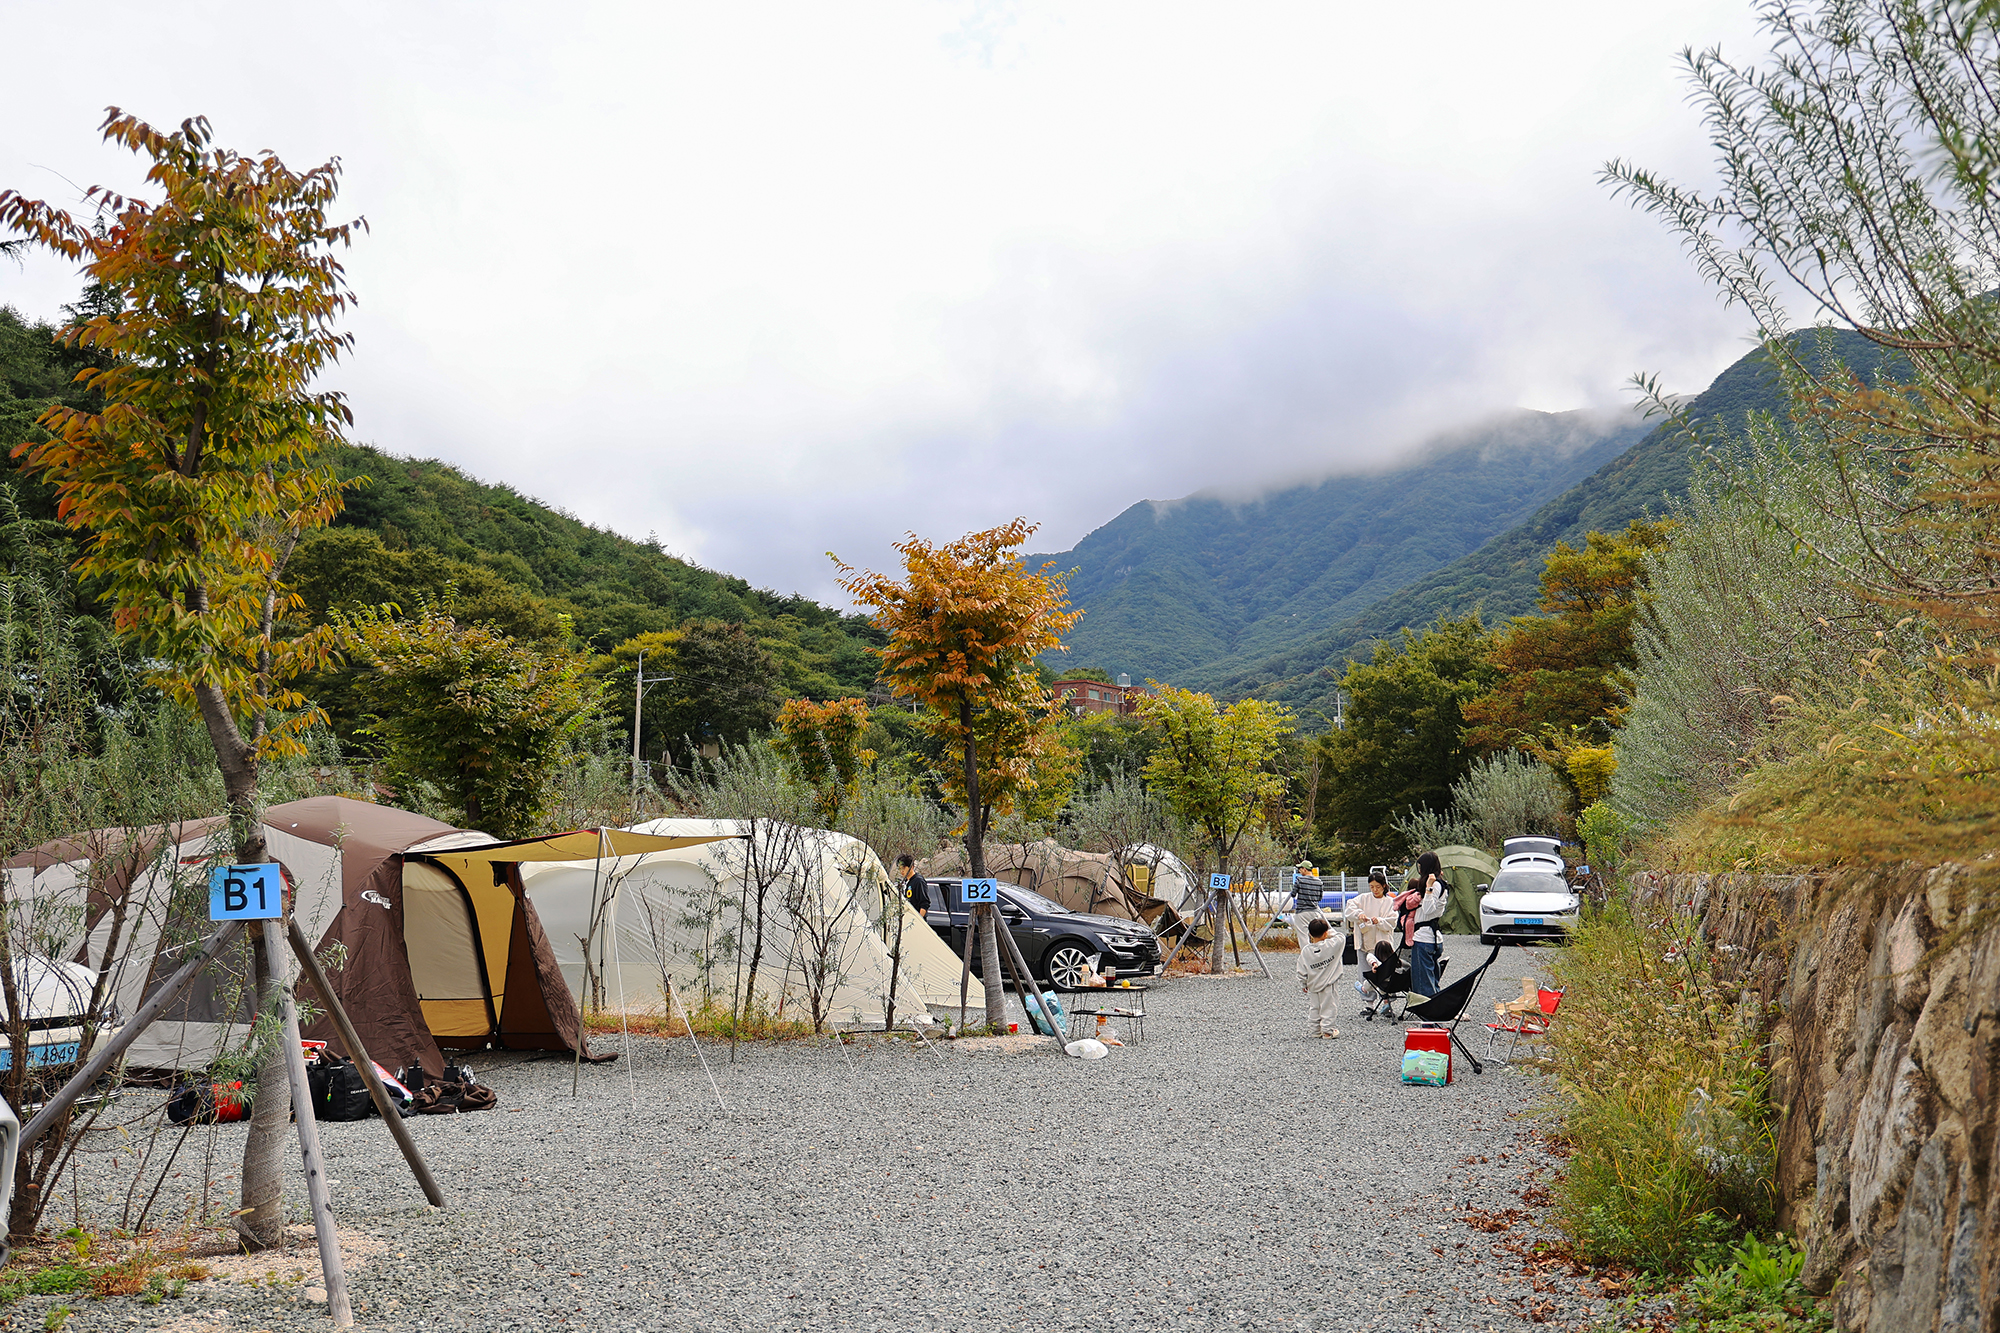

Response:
(1344, 869), (1398, 959)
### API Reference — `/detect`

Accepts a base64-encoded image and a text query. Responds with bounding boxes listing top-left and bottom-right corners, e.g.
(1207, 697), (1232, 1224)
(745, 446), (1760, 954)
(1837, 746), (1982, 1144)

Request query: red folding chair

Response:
(1484, 985), (1563, 1061)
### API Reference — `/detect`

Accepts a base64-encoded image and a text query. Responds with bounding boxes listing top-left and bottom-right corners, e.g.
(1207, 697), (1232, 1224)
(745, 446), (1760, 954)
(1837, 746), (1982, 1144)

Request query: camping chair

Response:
(1357, 950), (1415, 1023)
(1484, 985), (1564, 1062)
(1403, 944), (1504, 1075)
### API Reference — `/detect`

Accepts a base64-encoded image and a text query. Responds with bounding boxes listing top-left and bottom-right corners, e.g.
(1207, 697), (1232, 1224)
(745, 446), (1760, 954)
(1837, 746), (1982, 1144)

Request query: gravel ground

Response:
(38, 935), (1608, 1332)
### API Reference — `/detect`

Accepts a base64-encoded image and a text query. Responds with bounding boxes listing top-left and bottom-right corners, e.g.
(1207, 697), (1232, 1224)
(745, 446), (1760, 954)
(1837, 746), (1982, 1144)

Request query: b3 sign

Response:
(1208, 873), (1231, 891)
(209, 863), (285, 920)
(962, 878), (998, 904)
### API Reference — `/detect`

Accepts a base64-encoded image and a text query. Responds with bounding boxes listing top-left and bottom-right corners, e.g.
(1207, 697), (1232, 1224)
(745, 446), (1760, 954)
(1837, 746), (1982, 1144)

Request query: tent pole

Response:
(284, 918), (446, 1207)
(1227, 887), (1272, 979)
(605, 855), (638, 1112)
(666, 976), (727, 1112)
(22, 919), (245, 1150)
(265, 918), (353, 1329)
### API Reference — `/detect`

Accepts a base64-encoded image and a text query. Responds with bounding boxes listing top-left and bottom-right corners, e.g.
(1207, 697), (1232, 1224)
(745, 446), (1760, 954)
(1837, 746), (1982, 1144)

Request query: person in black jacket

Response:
(896, 854), (931, 915)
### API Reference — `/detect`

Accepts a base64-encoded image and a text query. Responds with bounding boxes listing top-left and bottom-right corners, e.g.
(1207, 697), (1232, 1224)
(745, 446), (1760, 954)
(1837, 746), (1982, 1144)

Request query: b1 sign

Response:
(1208, 873), (1231, 891)
(962, 878), (998, 904)
(209, 863), (284, 920)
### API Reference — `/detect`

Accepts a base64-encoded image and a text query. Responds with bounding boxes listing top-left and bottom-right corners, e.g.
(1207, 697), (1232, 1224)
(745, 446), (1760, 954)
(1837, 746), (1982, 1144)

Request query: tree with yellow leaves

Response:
(834, 520), (1080, 1026)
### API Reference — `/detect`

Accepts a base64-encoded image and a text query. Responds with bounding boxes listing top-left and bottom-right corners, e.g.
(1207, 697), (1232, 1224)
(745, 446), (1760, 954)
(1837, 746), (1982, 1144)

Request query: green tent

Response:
(1432, 844), (1500, 934)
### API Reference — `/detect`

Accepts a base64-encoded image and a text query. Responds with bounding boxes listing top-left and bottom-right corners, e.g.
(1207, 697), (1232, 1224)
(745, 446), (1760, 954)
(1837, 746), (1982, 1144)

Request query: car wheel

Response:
(1043, 942), (1093, 989)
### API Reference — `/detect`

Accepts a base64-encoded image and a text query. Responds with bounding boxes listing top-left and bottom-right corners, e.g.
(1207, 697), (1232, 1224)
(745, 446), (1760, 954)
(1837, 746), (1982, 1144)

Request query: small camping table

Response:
(1059, 985), (1149, 1044)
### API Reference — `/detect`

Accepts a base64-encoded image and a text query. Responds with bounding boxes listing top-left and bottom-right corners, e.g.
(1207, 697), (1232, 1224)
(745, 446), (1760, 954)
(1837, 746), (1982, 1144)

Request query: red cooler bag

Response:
(1402, 1024), (1452, 1085)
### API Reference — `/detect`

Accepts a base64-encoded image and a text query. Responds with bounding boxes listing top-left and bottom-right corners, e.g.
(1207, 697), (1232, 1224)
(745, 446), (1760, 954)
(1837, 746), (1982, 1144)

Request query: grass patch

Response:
(1544, 900), (1776, 1275)
(583, 998), (816, 1041)
(0, 1230), (211, 1310)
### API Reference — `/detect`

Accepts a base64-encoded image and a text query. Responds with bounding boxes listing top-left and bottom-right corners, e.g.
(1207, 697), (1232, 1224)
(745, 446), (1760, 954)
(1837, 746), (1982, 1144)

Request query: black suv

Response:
(923, 879), (1164, 988)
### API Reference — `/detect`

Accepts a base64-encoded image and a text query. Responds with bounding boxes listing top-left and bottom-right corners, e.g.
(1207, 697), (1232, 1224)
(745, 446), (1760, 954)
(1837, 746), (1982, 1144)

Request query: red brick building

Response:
(1052, 675), (1147, 717)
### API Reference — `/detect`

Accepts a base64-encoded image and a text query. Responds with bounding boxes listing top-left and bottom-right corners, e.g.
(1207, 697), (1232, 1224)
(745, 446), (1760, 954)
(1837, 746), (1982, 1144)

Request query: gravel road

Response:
(41, 935), (1605, 1332)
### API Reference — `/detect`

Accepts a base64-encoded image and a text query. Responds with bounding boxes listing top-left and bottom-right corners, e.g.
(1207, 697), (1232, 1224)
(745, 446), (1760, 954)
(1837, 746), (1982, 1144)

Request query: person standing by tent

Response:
(1293, 917), (1342, 1039)
(896, 854), (931, 915)
(1409, 851), (1449, 997)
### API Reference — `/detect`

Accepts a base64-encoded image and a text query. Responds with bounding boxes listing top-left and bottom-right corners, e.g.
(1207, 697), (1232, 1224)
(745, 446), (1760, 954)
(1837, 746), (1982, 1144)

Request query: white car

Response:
(1479, 837), (1580, 944)
(0, 958), (112, 1073)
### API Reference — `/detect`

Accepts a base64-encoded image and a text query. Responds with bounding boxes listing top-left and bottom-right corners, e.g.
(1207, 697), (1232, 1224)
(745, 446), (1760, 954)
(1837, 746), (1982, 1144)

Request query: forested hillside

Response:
(1029, 408), (1645, 686)
(1210, 330), (1900, 719)
(1, 302), (884, 708)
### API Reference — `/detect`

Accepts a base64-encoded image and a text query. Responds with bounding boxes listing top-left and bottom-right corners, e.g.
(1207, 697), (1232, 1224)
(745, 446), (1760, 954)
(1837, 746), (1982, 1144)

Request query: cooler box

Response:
(1402, 1024), (1452, 1085)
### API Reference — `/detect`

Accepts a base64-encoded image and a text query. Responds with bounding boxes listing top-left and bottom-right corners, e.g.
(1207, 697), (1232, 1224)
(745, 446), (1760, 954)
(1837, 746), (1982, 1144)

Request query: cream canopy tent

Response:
(518, 818), (980, 1026)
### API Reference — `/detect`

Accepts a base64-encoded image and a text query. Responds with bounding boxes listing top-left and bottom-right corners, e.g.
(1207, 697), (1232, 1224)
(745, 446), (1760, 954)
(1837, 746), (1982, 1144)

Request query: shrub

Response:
(1545, 900), (1775, 1273)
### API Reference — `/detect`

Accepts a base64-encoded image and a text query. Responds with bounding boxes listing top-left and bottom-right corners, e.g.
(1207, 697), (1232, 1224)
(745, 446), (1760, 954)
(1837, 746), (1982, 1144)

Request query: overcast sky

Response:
(3, 1), (1766, 603)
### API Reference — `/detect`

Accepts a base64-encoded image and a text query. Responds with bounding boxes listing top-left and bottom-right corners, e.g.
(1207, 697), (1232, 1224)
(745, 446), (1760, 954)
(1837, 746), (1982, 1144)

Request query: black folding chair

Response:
(1405, 943), (1503, 1075)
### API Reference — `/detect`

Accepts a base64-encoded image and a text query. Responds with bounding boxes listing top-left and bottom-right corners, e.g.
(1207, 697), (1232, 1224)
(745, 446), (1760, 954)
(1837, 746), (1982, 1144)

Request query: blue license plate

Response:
(0, 1041), (80, 1071)
(1515, 917), (1544, 926)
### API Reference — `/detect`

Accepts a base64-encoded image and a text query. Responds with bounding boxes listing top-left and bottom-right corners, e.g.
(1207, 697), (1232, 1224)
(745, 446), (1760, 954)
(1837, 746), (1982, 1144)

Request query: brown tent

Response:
(1, 796), (601, 1079)
(917, 840), (1187, 937)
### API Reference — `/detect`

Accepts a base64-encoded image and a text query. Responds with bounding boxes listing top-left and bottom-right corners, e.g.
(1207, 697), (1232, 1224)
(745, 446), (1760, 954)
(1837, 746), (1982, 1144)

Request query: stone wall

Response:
(1629, 865), (1999, 1331)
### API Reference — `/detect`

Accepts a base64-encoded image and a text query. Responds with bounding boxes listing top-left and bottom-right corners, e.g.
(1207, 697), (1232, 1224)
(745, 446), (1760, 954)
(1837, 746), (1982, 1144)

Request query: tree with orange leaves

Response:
(834, 519), (1080, 1026)
(1, 110), (362, 1249)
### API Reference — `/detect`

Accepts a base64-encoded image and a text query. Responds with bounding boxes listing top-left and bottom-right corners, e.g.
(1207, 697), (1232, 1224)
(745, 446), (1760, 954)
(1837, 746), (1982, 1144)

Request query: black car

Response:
(923, 879), (1164, 988)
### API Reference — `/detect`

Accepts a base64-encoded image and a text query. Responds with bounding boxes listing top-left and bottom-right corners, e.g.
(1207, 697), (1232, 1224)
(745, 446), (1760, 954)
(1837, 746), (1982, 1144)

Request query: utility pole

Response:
(631, 652), (674, 813)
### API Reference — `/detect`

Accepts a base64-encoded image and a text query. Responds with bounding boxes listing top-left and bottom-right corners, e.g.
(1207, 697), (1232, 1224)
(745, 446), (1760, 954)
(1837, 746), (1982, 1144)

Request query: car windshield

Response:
(1000, 886), (1070, 915)
(1488, 871), (1570, 896)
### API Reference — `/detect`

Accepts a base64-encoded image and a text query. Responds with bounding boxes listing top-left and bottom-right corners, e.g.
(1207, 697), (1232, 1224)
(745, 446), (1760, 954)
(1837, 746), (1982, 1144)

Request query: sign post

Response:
(208, 864), (285, 921)
(962, 878), (998, 905)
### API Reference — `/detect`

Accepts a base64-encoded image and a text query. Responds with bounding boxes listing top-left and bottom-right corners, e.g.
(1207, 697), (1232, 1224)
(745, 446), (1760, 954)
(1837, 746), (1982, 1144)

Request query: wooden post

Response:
(956, 912), (977, 1033)
(284, 918), (446, 1208)
(992, 915), (1063, 1043)
(21, 920), (245, 1150)
(265, 919), (352, 1328)
(1227, 888), (1272, 979)
(263, 921), (352, 1317)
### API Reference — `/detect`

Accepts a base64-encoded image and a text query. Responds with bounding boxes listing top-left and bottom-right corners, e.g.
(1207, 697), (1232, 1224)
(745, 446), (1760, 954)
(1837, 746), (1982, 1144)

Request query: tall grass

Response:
(1545, 899), (1775, 1273)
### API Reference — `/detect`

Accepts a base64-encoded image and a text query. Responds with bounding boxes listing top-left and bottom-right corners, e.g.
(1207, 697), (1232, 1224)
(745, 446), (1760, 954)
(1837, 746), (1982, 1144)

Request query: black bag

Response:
(305, 1051), (378, 1122)
(1341, 930), (1358, 966)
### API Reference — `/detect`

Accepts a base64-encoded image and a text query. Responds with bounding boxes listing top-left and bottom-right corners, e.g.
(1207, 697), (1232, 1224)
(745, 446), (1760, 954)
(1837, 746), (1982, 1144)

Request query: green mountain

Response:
(1212, 330), (1896, 718)
(1031, 409), (1647, 688)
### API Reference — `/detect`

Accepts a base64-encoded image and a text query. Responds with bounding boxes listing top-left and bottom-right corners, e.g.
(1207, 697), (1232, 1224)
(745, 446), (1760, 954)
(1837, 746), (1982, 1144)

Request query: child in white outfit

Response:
(1293, 916), (1343, 1038)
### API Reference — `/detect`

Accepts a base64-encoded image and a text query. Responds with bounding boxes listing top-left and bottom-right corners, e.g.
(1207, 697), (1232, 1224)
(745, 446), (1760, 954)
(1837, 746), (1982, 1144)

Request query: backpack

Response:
(305, 1050), (379, 1122)
(167, 1080), (251, 1125)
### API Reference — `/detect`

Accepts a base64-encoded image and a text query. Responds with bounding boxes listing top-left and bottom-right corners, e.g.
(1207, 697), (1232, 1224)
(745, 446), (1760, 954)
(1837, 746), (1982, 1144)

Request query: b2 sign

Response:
(962, 878), (999, 905)
(1208, 873), (1231, 891)
(209, 863), (285, 921)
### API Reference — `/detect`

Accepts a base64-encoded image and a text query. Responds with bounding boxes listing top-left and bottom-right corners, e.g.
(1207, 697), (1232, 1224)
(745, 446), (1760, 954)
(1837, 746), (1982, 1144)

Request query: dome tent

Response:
(518, 818), (979, 1026)
(1430, 844), (1501, 935)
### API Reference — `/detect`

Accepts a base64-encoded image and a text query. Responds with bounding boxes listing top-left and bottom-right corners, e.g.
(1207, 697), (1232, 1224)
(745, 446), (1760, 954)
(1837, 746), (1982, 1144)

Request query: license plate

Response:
(0, 1041), (80, 1071)
(1516, 917), (1544, 926)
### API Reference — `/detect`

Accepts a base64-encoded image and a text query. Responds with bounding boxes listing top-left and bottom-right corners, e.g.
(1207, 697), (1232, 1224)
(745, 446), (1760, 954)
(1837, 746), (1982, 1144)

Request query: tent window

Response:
(402, 861), (497, 1040)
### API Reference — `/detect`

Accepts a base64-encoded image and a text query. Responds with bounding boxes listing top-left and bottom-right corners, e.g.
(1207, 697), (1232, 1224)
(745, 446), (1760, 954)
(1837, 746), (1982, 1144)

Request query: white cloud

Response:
(2, 0), (1765, 603)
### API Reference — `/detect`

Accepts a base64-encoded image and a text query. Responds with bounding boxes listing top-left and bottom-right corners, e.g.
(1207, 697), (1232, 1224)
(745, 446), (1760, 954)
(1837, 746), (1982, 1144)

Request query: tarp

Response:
(1432, 844), (1500, 935)
(518, 818), (980, 1026)
(916, 840), (1188, 937)
(1, 797), (599, 1077)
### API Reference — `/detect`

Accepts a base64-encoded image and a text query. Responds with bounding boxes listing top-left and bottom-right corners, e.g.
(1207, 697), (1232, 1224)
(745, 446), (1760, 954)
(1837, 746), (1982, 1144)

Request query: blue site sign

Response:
(1208, 873), (1231, 891)
(962, 878), (998, 904)
(209, 863), (285, 921)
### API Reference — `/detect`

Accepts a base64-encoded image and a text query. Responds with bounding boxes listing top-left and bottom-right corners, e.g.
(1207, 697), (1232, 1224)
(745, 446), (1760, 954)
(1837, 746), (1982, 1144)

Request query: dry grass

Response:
(0, 1230), (215, 1309)
(582, 999), (817, 1042)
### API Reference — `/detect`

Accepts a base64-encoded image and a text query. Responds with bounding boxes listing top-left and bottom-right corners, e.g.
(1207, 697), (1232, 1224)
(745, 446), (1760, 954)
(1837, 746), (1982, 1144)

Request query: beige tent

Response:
(918, 840), (1188, 936)
(519, 818), (980, 1026)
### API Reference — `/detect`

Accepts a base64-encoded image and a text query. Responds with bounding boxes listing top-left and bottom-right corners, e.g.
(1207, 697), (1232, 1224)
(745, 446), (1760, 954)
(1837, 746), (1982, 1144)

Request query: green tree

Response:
(773, 696), (873, 824)
(343, 606), (602, 837)
(1316, 612), (1498, 864)
(614, 619), (779, 757)
(1136, 684), (1294, 971)
(2, 110), (360, 1249)
(835, 520), (1080, 1026)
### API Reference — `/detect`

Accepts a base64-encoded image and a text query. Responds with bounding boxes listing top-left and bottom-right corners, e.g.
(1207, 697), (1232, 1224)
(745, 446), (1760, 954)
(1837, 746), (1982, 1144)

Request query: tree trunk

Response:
(193, 681), (289, 1251)
(1209, 841), (1228, 973)
(959, 698), (1007, 1029)
(235, 926), (291, 1249)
